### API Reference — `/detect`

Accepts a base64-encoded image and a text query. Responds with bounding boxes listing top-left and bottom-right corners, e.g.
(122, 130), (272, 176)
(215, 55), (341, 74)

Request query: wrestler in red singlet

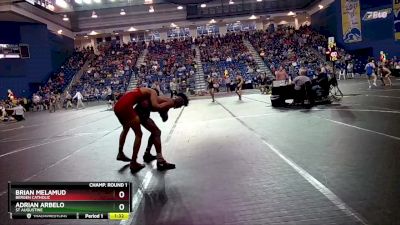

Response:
(114, 87), (188, 173)
(114, 88), (145, 125)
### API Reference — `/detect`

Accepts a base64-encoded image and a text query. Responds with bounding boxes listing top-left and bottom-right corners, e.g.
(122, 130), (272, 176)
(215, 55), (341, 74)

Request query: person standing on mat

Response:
(208, 75), (216, 102)
(365, 59), (377, 89)
(114, 87), (187, 173)
(73, 91), (85, 109)
(235, 74), (244, 100)
(379, 64), (392, 86)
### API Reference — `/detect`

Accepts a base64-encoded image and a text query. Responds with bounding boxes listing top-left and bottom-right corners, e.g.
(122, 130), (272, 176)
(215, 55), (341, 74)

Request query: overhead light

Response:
(149, 5), (154, 13)
(83, 0), (91, 3)
(84, 35), (88, 38)
(93, 0), (101, 3)
(177, 5), (183, 10)
(110, 0), (115, 1)
(318, 4), (324, 9)
(63, 15), (69, 21)
(170, 23), (177, 27)
(200, 3), (206, 8)
(55, 0), (68, 8)
(75, 0), (82, 3)
(120, 9), (126, 15)
(229, 0), (234, 4)
(288, 11), (295, 16)
(146, 29), (150, 32)
(91, 11), (97, 18)
(257, 0), (262, 2)
(249, 15), (257, 19)
(210, 19), (216, 23)
(115, 32), (119, 35)
(128, 27), (137, 31)
(57, 30), (63, 34)
(144, 0), (153, 4)
(236, 20), (240, 23)
(89, 31), (98, 35)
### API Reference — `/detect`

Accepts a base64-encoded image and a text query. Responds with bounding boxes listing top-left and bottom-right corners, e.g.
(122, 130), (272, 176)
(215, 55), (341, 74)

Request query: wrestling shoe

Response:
(143, 153), (157, 163)
(159, 111), (169, 122)
(116, 153), (131, 162)
(130, 162), (145, 173)
(157, 161), (176, 171)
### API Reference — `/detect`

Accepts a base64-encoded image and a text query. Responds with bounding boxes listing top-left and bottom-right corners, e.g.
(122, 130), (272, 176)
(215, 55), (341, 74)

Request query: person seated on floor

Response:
(293, 69), (312, 104)
(312, 67), (330, 97)
(0, 101), (7, 121)
(11, 101), (26, 121)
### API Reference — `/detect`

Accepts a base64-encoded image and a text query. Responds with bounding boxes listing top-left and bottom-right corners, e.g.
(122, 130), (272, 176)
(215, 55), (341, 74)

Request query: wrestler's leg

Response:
(117, 124), (131, 162)
(129, 115), (145, 172)
(236, 86), (242, 100)
(141, 118), (175, 170)
(141, 118), (157, 163)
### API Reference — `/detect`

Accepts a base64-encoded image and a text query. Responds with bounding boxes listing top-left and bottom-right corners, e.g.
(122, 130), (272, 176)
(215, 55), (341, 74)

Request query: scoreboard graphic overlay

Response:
(8, 182), (131, 220)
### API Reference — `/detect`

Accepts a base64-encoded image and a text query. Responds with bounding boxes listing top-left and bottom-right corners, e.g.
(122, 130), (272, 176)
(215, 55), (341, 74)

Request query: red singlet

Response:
(114, 88), (145, 125)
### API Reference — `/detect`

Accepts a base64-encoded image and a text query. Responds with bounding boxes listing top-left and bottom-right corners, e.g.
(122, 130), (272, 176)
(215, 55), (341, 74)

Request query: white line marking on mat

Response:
(0, 125), (24, 132)
(324, 118), (400, 141)
(217, 101), (369, 225)
(365, 94), (400, 99)
(0, 127), (120, 197)
(0, 136), (75, 159)
(262, 140), (368, 225)
(311, 108), (400, 114)
(119, 108), (185, 225)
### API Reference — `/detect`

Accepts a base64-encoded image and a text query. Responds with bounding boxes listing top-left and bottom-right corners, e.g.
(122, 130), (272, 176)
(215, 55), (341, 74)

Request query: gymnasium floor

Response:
(1, 79), (400, 225)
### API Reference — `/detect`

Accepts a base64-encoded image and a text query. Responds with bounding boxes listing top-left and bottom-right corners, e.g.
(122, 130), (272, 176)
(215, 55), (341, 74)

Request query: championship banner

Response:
(341, 0), (362, 43)
(394, 0), (400, 40)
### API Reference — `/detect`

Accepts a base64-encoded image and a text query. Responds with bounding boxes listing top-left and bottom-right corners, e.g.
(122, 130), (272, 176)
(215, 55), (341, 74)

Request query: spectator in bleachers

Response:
(198, 33), (258, 90)
(169, 79), (178, 98)
(137, 39), (196, 95)
(70, 41), (143, 102)
(249, 26), (331, 79)
(275, 66), (289, 81)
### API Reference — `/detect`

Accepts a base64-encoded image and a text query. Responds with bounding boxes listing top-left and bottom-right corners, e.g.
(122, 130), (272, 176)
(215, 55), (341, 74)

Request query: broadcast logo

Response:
(363, 8), (392, 21)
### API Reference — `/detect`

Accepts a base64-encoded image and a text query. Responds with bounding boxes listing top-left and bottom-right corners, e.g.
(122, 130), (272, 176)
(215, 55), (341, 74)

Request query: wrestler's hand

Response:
(159, 110), (169, 122)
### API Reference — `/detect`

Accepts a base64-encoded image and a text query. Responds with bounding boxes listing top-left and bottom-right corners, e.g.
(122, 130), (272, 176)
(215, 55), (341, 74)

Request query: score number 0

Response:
(118, 191), (125, 211)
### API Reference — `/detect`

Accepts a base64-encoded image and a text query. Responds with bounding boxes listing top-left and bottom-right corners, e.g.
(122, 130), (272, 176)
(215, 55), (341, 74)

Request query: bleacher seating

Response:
(137, 39), (196, 94)
(197, 33), (259, 87)
(70, 41), (144, 101)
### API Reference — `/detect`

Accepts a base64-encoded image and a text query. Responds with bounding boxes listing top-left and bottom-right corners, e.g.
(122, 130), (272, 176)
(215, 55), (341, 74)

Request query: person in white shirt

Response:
(73, 91), (85, 109)
(347, 62), (354, 78)
(293, 70), (312, 104)
(12, 102), (25, 121)
(169, 79), (178, 98)
(293, 70), (311, 91)
(338, 68), (346, 80)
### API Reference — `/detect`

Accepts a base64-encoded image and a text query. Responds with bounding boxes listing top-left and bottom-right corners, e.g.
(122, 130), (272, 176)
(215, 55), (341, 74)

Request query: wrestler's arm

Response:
(144, 88), (175, 111)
